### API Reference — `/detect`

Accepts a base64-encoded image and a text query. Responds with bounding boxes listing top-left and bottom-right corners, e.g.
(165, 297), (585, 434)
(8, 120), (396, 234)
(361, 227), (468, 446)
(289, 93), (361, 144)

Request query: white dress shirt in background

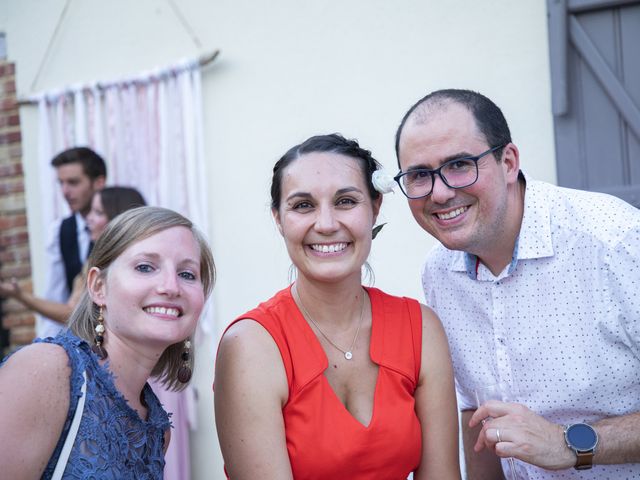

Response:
(37, 212), (91, 338)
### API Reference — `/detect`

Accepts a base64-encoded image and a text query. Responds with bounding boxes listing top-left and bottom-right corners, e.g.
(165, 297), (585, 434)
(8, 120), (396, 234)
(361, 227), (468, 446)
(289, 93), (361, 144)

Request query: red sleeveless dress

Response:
(223, 286), (423, 479)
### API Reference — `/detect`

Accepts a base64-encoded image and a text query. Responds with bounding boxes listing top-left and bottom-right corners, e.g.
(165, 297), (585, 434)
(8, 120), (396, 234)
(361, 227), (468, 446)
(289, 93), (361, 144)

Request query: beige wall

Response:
(1, 1), (555, 477)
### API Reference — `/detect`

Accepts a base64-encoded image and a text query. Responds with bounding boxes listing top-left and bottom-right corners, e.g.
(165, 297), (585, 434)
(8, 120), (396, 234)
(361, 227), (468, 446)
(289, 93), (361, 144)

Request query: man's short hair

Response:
(50, 147), (107, 180)
(395, 89), (512, 166)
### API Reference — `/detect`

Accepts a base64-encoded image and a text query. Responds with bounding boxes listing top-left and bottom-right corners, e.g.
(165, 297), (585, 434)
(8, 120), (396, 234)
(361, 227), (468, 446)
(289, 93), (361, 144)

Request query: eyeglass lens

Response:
(401, 158), (478, 198)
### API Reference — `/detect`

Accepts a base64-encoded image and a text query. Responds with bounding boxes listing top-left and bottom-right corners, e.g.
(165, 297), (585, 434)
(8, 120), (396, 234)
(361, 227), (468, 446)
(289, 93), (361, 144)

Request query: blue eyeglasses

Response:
(394, 144), (506, 199)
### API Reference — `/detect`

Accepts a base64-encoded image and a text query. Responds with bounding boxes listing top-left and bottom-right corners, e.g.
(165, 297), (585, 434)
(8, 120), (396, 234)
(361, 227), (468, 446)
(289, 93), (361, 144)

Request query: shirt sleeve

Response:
(36, 220), (68, 335)
(606, 225), (640, 360)
(455, 378), (478, 411)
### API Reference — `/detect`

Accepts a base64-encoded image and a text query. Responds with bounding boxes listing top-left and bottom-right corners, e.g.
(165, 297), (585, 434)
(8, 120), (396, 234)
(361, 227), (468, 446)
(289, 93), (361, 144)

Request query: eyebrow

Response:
(405, 151), (475, 172)
(285, 186), (364, 202)
(336, 187), (364, 196)
(285, 192), (312, 203)
(132, 252), (200, 267)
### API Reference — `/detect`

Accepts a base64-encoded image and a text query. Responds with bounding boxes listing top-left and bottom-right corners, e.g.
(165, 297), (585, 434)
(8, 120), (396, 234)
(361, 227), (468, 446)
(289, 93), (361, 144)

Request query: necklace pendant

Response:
(344, 351), (353, 360)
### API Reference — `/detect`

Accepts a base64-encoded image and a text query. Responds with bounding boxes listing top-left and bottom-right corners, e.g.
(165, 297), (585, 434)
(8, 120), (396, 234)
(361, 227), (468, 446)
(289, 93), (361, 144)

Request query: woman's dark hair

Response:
(99, 186), (147, 221)
(271, 133), (381, 209)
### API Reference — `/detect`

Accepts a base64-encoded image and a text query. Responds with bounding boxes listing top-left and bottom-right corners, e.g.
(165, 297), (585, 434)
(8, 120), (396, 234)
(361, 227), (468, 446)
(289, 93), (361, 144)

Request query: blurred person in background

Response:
(0, 187), (145, 324)
(39, 147), (107, 338)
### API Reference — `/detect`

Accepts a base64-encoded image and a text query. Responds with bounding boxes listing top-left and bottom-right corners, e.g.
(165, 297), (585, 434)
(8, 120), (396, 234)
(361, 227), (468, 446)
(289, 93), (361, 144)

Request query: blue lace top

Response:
(3, 332), (171, 479)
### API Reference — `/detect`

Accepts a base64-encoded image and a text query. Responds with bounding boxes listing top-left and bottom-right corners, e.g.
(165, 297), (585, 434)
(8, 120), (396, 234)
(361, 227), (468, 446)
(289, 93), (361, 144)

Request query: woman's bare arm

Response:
(214, 319), (293, 479)
(413, 304), (462, 480)
(0, 278), (76, 324)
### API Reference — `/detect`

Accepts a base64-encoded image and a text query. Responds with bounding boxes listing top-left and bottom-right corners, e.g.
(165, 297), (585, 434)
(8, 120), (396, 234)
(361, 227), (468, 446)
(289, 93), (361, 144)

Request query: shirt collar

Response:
(75, 211), (88, 232)
(448, 171), (555, 279)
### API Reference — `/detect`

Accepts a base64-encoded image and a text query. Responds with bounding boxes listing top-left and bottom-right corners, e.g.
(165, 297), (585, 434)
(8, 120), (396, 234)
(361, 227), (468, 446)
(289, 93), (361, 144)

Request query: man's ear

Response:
(501, 143), (520, 184)
(272, 208), (284, 236)
(86, 267), (106, 305)
(93, 175), (106, 191)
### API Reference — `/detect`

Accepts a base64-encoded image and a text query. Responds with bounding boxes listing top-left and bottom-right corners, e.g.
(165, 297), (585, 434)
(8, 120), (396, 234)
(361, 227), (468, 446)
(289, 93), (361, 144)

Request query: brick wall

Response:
(0, 60), (34, 353)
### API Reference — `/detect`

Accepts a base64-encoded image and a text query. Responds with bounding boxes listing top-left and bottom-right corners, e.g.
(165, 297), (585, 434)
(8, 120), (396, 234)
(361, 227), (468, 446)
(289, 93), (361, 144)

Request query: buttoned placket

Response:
(477, 263), (517, 399)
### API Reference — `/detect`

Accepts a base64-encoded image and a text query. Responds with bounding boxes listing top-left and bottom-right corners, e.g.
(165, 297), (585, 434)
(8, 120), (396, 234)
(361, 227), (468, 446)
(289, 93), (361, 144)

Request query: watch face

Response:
(567, 424), (597, 450)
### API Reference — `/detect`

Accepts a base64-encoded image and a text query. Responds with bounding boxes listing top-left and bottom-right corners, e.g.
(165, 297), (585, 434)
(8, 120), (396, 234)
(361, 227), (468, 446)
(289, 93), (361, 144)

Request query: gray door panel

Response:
(547, 0), (640, 207)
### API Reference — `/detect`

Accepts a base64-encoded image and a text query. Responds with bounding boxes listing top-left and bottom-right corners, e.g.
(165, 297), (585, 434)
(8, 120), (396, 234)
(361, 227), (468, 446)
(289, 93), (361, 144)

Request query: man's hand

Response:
(0, 278), (21, 299)
(469, 400), (576, 470)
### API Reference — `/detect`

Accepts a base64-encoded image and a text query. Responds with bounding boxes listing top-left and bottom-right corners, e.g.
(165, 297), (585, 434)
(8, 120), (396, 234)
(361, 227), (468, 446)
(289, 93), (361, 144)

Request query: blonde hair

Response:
(68, 206), (215, 390)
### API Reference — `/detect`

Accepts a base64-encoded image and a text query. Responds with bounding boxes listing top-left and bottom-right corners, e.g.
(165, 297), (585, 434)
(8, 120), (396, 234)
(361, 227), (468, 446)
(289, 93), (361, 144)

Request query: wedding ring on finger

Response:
(496, 428), (502, 443)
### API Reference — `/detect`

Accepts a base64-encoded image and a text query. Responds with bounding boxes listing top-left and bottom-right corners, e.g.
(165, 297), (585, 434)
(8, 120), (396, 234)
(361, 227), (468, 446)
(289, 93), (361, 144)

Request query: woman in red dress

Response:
(215, 134), (461, 479)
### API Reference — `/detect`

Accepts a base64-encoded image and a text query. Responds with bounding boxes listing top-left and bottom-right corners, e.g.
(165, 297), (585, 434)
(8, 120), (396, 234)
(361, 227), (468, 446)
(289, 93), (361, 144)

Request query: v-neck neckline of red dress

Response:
(287, 285), (381, 429)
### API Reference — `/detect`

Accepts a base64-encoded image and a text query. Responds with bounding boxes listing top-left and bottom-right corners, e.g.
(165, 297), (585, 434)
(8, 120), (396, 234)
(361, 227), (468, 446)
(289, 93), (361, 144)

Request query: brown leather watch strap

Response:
(575, 451), (594, 470)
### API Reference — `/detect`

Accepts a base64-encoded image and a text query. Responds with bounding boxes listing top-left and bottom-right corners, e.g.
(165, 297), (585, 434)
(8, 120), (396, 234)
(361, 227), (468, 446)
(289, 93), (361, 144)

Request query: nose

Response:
(314, 205), (339, 234)
(430, 173), (456, 204)
(156, 270), (181, 297)
(61, 183), (72, 198)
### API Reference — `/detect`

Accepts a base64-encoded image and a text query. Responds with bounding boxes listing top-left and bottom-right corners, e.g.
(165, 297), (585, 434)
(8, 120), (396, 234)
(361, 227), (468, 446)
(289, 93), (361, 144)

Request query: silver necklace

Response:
(293, 284), (365, 360)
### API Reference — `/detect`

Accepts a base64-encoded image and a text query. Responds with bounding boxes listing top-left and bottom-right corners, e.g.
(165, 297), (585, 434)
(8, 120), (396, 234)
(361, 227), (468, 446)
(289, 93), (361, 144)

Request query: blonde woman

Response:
(0, 206), (215, 479)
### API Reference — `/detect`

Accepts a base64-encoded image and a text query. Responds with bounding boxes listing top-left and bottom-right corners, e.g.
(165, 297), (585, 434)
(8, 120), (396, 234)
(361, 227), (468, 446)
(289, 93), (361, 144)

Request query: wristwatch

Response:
(564, 423), (598, 470)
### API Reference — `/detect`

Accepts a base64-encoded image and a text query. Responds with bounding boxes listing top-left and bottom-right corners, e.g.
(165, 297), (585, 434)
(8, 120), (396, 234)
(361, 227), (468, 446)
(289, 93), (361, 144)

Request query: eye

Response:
(179, 271), (197, 281)
(406, 170), (431, 184)
(447, 159), (474, 171)
(135, 263), (154, 273)
(292, 201), (313, 210)
(336, 197), (357, 207)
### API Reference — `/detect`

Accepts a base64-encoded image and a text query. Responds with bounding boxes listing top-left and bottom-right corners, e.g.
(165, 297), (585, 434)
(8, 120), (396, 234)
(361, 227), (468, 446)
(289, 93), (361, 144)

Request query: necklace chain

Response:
(293, 284), (365, 360)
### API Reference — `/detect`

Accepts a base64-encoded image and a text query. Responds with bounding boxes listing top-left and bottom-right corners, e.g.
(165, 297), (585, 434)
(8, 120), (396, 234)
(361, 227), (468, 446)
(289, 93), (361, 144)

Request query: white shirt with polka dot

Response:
(422, 177), (640, 479)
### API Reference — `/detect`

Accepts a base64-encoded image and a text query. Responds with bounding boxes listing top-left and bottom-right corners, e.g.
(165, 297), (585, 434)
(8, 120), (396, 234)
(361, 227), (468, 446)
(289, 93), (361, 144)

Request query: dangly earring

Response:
(178, 339), (192, 383)
(92, 305), (108, 359)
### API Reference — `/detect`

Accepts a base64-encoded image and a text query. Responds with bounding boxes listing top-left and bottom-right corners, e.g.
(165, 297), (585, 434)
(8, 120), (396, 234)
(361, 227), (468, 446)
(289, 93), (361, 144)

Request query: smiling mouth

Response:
(436, 206), (468, 220)
(144, 306), (182, 317)
(309, 242), (348, 253)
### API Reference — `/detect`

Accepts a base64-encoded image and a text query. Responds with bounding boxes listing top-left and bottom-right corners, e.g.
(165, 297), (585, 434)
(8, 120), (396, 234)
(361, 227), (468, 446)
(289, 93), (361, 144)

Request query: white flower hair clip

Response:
(371, 169), (396, 194)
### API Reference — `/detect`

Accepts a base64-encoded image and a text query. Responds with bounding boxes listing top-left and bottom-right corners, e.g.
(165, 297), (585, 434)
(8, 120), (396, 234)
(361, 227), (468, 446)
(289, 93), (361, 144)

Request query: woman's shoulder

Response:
(0, 343), (73, 478)
(0, 341), (72, 429)
(2, 340), (70, 375)
(223, 287), (295, 346)
(217, 292), (292, 396)
(219, 317), (284, 360)
(2, 340), (74, 406)
(234, 287), (294, 321)
(216, 317), (290, 403)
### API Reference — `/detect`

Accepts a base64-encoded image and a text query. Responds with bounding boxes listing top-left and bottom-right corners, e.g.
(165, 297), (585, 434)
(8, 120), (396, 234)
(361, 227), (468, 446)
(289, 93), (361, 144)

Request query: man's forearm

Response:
(592, 412), (640, 465)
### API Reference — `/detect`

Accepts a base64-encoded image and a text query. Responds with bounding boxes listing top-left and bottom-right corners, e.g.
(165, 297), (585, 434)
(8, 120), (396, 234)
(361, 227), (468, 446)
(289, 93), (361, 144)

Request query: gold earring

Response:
(178, 339), (192, 383)
(91, 305), (108, 359)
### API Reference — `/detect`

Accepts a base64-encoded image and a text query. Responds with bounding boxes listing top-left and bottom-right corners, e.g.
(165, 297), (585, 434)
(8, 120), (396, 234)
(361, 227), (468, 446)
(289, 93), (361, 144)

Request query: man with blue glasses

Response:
(395, 89), (640, 480)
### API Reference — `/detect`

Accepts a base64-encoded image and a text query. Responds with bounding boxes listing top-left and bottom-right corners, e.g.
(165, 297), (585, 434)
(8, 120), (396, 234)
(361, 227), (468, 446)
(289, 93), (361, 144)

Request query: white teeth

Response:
(311, 243), (347, 253)
(437, 207), (467, 220)
(144, 306), (180, 317)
